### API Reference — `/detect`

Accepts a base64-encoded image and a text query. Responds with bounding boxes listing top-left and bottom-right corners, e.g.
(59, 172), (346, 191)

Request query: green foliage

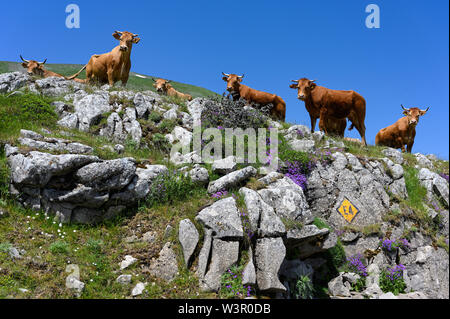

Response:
(0, 93), (58, 141)
(328, 239), (347, 269)
(49, 240), (69, 254)
(149, 111), (163, 123)
(151, 133), (170, 153)
(158, 118), (178, 134)
(144, 170), (204, 208)
(0, 149), (9, 199)
(313, 217), (331, 230)
(294, 275), (315, 299)
(219, 265), (252, 299)
(379, 267), (407, 295)
(351, 277), (366, 292)
(404, 167), (427, 211)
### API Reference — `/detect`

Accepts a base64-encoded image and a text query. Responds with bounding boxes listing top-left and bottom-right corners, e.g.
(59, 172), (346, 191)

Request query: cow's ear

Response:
(238, 78), (243, 83)
(132, 37), (141, 44)
(289, 84), (298, 89)
(21, 62), (28, 68)
(402, 110), (409, 116)
(113, 32), (121, 40)
(222, 77), (228, 82)
(310, 83), (317, 90)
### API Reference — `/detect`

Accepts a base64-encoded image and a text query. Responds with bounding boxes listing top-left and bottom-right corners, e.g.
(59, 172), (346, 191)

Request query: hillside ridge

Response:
(0, 71), (448, 300)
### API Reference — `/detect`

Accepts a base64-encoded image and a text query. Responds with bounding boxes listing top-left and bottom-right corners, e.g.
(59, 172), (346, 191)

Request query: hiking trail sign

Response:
(337, 197), (359, 223)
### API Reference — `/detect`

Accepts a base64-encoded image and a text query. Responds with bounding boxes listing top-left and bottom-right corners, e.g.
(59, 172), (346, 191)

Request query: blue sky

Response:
(1, 0), (448, 158)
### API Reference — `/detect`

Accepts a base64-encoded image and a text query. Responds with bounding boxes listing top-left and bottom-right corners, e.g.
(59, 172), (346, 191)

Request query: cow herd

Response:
(18, 30), (429, 153)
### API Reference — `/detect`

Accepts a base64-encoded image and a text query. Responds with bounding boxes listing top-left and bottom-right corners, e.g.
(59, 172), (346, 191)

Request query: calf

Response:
(152, 78), (193, 101)
(222, 73), (286, 121)
(375, 105), (429, 153)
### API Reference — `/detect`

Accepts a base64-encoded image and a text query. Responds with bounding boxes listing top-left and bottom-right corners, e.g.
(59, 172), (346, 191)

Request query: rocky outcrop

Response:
(6, 143), (167, 224)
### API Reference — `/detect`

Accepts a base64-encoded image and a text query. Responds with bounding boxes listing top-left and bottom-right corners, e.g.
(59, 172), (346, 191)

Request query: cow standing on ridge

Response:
(222, 73), (286, 121)
(289, 78), (367, 146)
(68, 31), (140, 87)
(375, 105), (429, 153)
(152, 78), (193, 101)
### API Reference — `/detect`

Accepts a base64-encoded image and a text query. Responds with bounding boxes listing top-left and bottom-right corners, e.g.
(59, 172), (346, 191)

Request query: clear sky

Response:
(1, 0), (448, 158)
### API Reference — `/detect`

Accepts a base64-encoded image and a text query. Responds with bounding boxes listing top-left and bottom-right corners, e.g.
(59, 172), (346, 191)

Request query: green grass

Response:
(0, 61), (218, 99)
(0, 93), (58, 143)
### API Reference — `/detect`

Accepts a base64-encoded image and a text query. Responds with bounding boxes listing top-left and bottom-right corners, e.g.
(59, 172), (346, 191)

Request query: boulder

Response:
(254, 237), (286, 293)
(195, 197), (243, 239)
(200, 239), (239, 292)
(207, 166), (257, 194)
(148, 243), (179, 282)
(178, 219), (199, 267)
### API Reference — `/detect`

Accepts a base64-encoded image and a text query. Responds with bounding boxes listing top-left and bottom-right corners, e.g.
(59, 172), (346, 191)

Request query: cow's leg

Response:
(121, 62), (131, 87)
(349, 112), (367, 147)
(406, 142), (414, 153)
(310, 116), (317, 133)
(107, 69), (115, 86)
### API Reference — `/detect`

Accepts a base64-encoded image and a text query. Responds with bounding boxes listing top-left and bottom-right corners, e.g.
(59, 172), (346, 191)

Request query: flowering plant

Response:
(381, 238), (409, 252)
(380, 264), (407, 295)
(220, 266), (253, 299)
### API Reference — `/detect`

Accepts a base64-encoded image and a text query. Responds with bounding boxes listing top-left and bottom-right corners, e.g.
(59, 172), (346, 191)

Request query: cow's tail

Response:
(65, 64), (87, 81)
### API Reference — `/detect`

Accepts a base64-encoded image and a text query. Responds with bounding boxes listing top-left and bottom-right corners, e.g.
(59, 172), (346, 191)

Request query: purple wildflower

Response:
(347, 253), (368, 277)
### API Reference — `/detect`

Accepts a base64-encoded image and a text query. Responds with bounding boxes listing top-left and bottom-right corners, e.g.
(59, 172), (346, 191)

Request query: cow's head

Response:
(289, 78), (317, 101)
(112, 31), (140, 52)
(222, 72), (244, 93)
(401, 105), (429, 126)
(152, 78), (171, 93)
(20, 55), (47, 76)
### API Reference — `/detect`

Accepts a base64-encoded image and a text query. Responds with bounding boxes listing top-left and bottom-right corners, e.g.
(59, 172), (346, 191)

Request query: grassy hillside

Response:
(0, 61), (218, 99)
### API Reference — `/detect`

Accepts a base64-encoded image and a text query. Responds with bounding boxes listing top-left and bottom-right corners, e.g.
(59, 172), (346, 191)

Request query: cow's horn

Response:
(238, 74), (245, 78)
(38, 59), (47, 65)
(151, 78), (156, 82)
(114, 30), (123, 35)
(20, 55), (30, 63)
(422, 107), (430, 112)
(222, 72), (230, 77)
(291, 80), (299, 82)
(401, 104), (408, 111)
(310, 79), (316, 83)
(132, 33), (139, 37)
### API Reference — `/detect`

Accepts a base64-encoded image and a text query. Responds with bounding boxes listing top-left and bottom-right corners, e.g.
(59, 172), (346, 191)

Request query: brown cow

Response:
(20, 55), (84, 83)
(222, 73), (286, 121)
(375, 105), (429, 153)
(152, 78), (193, 101)
(290, 78), (367, 146)
(68, 31), (140, 86)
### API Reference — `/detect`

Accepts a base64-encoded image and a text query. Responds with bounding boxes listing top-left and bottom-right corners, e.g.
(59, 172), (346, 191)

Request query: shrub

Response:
(145, 170), (200, 207)
(151, 133), (170, 153)
(294, 275), (315, 299)
(201, 95), (269, 131)
(149, 111), (163, 123)
(379, 264), (407, 295)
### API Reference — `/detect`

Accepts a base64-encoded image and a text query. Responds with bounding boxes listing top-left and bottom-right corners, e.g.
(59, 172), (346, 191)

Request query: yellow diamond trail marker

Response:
(337, 197), (359, 223)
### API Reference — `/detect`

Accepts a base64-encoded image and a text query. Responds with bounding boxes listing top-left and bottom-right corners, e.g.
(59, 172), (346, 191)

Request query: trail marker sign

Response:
(337, 197), (359, 223)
